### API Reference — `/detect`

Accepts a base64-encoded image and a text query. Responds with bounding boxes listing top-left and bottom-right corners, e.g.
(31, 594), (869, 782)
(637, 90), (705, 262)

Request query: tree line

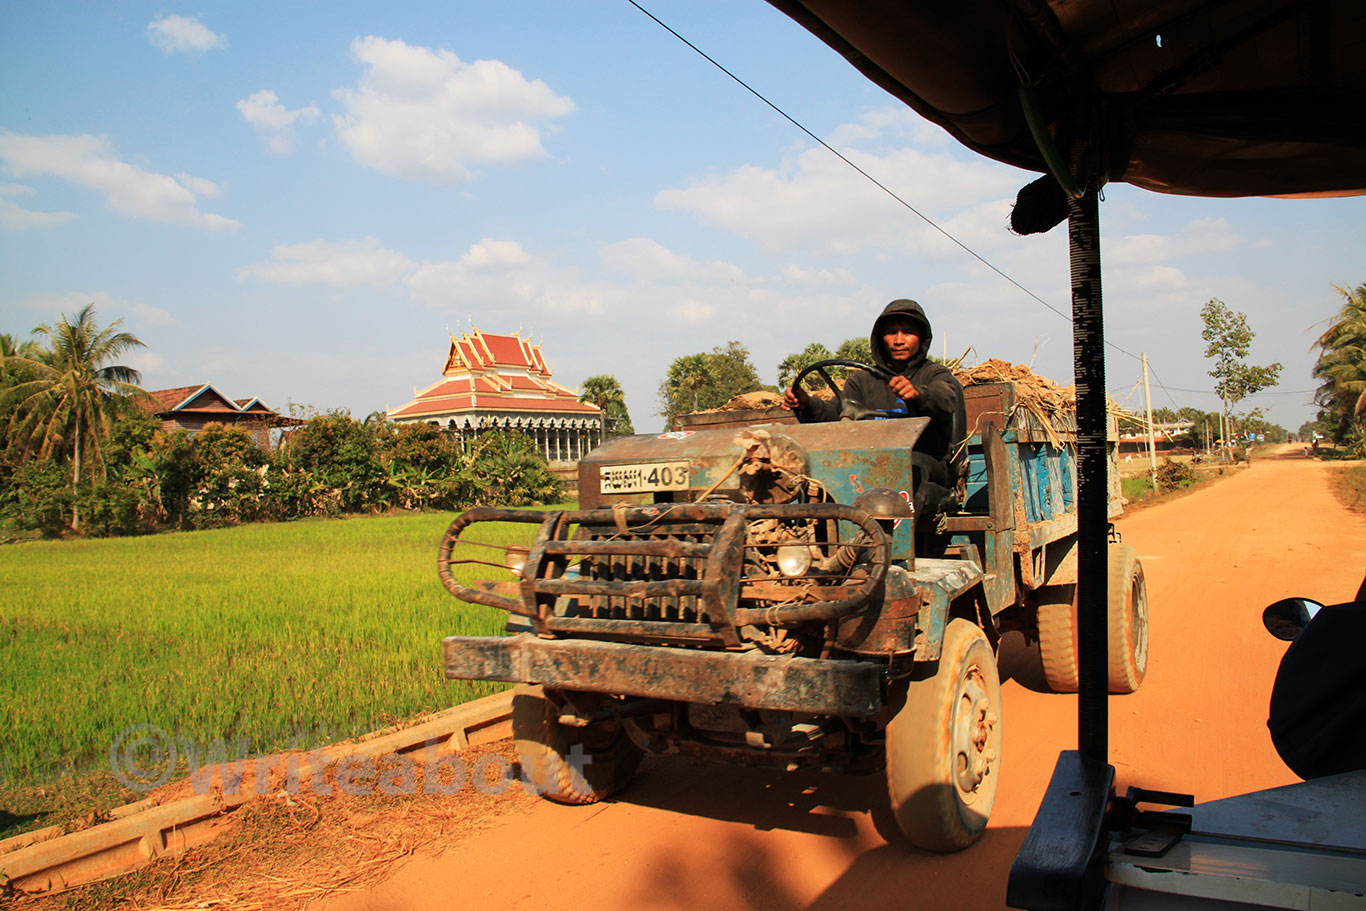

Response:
(1309, 283), (1366, 455)
(655, 336), (875, 426)
(1, 306), (575, 539)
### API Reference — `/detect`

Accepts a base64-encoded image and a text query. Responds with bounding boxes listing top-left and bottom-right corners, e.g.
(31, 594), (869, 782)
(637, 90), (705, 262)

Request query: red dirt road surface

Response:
(324, 449), (1366, 911)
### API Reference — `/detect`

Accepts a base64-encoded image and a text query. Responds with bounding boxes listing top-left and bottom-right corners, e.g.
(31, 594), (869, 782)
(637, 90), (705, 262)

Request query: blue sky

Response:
(2, 2), (1360, 434)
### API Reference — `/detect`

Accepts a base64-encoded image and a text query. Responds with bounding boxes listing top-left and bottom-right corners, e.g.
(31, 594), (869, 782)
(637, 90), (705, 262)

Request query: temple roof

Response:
(390, 327), (600, 423)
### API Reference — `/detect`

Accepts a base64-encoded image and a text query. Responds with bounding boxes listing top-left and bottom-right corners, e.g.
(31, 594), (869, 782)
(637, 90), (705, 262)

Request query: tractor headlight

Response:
(776, 543), (812, 577)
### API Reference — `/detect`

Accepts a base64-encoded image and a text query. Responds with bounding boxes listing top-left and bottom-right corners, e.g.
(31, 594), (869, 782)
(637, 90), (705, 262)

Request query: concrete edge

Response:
(0, 691), (514, 895)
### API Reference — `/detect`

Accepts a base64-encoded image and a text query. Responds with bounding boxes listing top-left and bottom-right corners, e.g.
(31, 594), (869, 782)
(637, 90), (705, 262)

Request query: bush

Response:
(187, 424), (268, 527)
(81, 480), (147, 537)
(468, 431), (562, 507)
(1156, 458), (1197, 488)
(3, 459), (72, 537)
(282, 412), (384, 513)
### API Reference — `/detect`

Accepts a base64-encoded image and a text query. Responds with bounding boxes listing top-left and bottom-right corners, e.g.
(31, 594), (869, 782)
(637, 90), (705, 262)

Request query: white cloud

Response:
(406, 238), (603, 315)
(131, 303), (182, 327)
(0, 132), (239, 230)
(236, 90), (321, 155)
(776, 263), (857, 287)
(125, 350), (167, 377)
(655, 111), (1019, 256)
(599, 238), (747, 284)
(147, 15), (225, 54)
(331, 36), (575, 183)
(237, 237), (415, 287)
(1107, 218), (1239, 265)
(0, 182), (77, 229)
(459, 238), (532, 268)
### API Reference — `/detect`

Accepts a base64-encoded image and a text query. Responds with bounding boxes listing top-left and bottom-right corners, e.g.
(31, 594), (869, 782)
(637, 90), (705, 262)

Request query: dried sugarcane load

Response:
(435, 357), (1148, 852)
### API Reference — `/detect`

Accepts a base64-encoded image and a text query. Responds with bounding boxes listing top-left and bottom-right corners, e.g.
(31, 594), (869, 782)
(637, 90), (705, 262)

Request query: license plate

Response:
(599, 461), (690, 494)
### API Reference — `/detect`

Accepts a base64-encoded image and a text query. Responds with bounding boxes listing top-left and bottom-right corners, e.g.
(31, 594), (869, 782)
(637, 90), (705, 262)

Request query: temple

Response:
(388, 328), (603, 463)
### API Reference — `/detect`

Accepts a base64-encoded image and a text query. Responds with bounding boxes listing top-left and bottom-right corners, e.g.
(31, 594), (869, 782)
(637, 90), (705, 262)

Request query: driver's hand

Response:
(783, 385), (809, 410)
(888, 375), (918, 401)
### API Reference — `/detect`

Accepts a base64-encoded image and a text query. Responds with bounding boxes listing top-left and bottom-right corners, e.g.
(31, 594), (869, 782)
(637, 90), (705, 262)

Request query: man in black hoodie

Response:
(783, 299), (966, 535)
(782, 299), (962, 463)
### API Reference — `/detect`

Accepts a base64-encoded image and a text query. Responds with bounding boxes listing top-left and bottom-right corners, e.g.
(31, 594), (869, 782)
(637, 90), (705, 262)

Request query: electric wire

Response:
(630, 2), (1308, 420)
(627, 3), (1097, 335)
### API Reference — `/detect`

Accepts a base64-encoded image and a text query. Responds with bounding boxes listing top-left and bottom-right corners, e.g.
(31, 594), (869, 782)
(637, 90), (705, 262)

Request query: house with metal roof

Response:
(141, 384), (287, 450)
(387, 328), (603, 463)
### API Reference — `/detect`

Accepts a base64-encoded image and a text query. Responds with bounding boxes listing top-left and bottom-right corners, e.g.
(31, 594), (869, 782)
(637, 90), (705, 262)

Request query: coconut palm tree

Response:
(3, 304), (146, 528)
(1312, 283), (1366, 442)
(578, 374), (633, 435)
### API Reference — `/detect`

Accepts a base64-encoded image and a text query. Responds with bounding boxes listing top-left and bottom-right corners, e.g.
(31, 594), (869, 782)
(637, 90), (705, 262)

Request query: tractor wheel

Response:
(512, 684), (643, 804)
(885, 619), (1003, 851)
(996, 585), (1077, 694)
(1037, 584), (1080, 693)
(1107, 544), (1149, 694)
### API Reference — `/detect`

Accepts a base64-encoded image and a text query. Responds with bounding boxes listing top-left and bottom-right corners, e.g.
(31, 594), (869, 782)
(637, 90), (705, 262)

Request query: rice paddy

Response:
(0, 510), (550, 787)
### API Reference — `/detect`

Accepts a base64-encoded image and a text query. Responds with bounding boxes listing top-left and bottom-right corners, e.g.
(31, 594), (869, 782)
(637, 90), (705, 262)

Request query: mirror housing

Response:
(1262, 598), (1325, 641)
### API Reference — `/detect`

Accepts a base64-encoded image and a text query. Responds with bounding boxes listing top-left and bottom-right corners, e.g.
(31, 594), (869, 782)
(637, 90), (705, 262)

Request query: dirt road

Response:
(324, 449), (1366, 911)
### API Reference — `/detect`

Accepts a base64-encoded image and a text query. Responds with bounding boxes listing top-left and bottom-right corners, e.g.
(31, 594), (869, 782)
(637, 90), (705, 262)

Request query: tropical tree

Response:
(2, 304), (145, 528)
(657, 342), (763, 425)
(1200, 298), (1281, 453)
(1312, 282), (1366, 448)
(835, 336), (874, 365)
(579, 374), (634, 435)
(777, 343), (834, 390)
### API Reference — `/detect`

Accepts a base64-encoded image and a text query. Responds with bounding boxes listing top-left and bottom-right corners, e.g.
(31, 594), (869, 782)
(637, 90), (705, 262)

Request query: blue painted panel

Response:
(1059, 446), (1076, 510)
(964, 449), (989, 512)
(1021, 444), (1041, 522)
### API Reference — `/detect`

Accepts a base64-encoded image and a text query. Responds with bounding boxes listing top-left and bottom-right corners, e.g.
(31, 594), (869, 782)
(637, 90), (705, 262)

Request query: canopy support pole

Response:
(1069, 183), (1108, 763)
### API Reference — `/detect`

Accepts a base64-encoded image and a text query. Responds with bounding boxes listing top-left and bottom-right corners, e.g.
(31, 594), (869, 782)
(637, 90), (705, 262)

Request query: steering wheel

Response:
(791, 358), (905, 421)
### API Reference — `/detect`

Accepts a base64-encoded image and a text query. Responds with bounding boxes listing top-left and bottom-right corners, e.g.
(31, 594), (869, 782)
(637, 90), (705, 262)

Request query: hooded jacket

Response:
(797, 299), (962, 462)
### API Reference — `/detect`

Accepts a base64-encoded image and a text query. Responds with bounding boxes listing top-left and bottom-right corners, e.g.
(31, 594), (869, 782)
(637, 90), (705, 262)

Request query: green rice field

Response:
(0, 510), (550, 788)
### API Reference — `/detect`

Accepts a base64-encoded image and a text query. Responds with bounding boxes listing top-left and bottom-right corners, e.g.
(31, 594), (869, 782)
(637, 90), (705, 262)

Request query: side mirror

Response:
(1262, 598), (1324, 641)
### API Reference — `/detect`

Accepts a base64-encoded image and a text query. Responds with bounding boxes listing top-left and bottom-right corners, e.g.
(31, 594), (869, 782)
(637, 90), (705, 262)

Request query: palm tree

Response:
(579, 375), (633, 435)
(1312, 283), (1366, 442)
(676, 354), (709, 413)
(3, 304), (146, 528)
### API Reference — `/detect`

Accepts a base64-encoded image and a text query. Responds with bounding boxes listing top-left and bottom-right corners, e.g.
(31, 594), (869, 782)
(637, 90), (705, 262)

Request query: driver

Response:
(782, 298), (961, 464)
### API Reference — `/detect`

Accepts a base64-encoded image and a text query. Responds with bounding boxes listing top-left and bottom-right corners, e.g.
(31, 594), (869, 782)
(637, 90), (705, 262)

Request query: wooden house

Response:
(142, 385), (285, 450)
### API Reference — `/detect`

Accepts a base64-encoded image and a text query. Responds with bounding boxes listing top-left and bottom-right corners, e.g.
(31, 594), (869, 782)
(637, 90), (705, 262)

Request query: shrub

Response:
(282, 412), (384, 513)
(81, 479), (147, 537)
(187, 424), (268, 527)
(469, 431), (562, 507)
(1156, 457), (1197, 488)
(3, 459), (72, 537)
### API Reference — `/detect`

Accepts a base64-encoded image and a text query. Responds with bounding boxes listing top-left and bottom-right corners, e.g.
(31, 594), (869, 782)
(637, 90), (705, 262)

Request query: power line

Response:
(627, 1), (1149, 364)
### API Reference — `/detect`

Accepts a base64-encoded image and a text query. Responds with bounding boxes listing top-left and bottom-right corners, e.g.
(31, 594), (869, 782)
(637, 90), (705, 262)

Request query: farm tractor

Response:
(436, 365), (1148, 851)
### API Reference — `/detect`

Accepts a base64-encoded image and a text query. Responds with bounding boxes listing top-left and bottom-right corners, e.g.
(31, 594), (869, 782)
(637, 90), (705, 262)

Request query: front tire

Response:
(886, 619), (1003, 851)
(1107, 544), (1149, 694)
(512, 685), (643, 804)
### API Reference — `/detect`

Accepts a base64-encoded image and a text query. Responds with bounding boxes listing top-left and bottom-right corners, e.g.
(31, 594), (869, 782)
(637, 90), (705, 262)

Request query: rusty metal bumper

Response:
(443, 634), (886, 717)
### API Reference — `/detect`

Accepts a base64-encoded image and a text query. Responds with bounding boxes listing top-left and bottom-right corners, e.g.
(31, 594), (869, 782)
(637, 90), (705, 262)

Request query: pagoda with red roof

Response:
(388, 328), (602, 463)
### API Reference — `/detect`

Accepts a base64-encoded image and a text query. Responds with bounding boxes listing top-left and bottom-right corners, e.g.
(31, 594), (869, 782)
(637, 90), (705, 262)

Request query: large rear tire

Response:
(996, 584), (1077, 694)
(512, 685), (643, 804)
(1107, 544), (1149, 694)
(886, 619), (1002, 851)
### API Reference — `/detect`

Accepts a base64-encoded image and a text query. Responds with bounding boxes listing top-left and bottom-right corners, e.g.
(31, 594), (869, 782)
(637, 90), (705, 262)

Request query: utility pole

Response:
(1142, 353), (1159, 493)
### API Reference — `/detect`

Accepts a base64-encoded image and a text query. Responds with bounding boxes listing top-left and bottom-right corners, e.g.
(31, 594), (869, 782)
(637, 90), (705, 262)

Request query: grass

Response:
(1328, 461), (1366, 514)
(0, 508), (561, 833)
